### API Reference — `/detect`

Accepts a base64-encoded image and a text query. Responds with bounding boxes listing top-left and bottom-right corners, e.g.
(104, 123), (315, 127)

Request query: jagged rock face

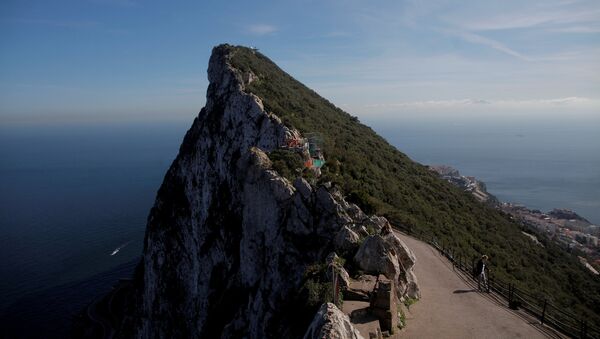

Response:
(129, 46), (353, 338)
(354, 235), (393, 275)
(125, 45), (420, 338)
(354, 234), (420, 300)
(303, 303), (364, 339)
(334, 226), (360, 254)
(383, 233), (420, 299)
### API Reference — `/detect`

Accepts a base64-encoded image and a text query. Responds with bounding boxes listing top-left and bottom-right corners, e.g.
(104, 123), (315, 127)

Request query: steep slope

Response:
(226, 45), (600, 324)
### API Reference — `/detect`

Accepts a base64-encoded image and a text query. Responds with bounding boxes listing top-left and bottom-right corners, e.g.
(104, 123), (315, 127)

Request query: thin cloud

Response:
(451, 30), (531, 61)
(461, 12), (558, 31)
(246, 24), (277, 36)
(457, 7), (600, 31)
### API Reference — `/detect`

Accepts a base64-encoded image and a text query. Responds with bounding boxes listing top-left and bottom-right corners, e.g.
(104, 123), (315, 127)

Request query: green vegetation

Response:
(302, 263), (339, 309)
(403, 297), (418, 310)
(397, 304), (406, 330)
(225, 45), (600, 324)
(268, 149), (304, 181)
(333, 255), (346, 267)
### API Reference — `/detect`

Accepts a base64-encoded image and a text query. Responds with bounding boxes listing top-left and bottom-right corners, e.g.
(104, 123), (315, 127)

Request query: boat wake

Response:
(110, 241), (132, 256)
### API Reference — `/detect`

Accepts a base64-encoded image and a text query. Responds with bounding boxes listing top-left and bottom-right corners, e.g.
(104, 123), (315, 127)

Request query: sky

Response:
(0, 0), (599, 124)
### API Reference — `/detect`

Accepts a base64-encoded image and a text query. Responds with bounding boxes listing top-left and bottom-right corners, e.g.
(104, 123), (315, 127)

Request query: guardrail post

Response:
(452, 251), (455, 270)
(487, 271), (491, 293)
(540, 299), (547, 325)
(508, 283), (512, 306)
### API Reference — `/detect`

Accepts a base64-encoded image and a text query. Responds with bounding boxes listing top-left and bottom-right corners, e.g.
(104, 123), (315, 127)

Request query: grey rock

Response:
(383, 233), (420, 299)
(354, 235), (396, 278)
(363, 215), (391, 233)
(334, 226), (361, 253)
(325, 252), (350, 289)
(294, 177), (313, 201)
(354, 234), (420, 300)
(346, 203), (367, 222)
(126, 45), (358, 339)
(303, 303), (364, 339)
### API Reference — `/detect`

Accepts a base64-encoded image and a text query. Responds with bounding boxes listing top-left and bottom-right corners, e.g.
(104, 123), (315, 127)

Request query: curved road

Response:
(396, 232), (564, 339)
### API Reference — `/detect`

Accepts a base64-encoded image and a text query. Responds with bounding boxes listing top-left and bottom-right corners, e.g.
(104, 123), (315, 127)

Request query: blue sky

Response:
(1, 0), (599, 124)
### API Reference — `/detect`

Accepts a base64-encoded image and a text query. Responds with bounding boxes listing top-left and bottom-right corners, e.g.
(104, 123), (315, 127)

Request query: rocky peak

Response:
(120, 45), (418, 338)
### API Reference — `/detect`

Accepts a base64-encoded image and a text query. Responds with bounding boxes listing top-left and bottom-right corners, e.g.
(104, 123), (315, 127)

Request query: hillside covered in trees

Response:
(226, 45), (600, 325)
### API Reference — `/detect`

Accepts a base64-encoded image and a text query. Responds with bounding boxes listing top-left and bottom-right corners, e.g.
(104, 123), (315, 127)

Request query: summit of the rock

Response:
(115, 44), (419, 339)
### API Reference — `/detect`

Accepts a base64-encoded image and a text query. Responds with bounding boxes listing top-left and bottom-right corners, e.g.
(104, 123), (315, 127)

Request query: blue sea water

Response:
(368, 117), (600, 225)
(0, 122), (190, 335)
(0, 116), (598, 335)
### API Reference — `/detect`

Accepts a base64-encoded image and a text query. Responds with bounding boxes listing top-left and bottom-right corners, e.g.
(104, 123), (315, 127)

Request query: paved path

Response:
(342, 300), (380, 337)
(396, 232), (563, 339)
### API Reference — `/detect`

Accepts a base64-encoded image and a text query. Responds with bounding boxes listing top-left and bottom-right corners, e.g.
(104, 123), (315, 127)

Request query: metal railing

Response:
(393, 224), (600, 339)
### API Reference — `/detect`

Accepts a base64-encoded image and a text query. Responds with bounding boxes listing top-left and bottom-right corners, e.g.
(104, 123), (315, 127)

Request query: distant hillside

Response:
(227, 45), (600, 324)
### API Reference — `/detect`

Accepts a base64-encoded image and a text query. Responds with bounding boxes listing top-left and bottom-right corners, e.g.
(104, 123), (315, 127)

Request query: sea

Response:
(0, 116), (598, 336)
(368, 117), (600, 224)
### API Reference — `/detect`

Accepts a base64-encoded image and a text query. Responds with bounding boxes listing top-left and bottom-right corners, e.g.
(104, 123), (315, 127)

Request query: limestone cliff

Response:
(122, 45), (418, 338)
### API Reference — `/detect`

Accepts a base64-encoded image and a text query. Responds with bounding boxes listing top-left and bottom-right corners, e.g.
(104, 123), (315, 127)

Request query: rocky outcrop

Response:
(354, 234), (420, 300)
(354, 235), (392, 275)
(303, 303), (364, 339)
(124, 45), (353, 338)
(334, 226), (361, 254)
(382, 233), (420, 299)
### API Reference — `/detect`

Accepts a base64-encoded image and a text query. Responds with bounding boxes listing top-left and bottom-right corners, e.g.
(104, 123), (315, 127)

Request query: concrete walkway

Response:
(396, 232), (564, 339)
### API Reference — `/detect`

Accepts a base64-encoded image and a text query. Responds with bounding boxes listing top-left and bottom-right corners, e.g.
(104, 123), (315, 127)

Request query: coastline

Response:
(430, 164), (600, 274)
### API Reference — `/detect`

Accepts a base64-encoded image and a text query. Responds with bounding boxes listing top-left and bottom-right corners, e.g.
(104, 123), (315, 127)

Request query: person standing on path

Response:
(476, 255), (489, 291)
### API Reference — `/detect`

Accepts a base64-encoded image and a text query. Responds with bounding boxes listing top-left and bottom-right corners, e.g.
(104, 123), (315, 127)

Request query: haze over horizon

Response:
(1, 0), (599, 125)
(1, 7), (600, 337)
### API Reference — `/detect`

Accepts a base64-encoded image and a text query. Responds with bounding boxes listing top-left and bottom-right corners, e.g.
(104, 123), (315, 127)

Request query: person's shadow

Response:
(453, 289), (477, 294)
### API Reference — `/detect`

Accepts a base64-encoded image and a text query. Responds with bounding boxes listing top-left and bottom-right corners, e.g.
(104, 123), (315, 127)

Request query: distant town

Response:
(430, 165), (600, 275)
